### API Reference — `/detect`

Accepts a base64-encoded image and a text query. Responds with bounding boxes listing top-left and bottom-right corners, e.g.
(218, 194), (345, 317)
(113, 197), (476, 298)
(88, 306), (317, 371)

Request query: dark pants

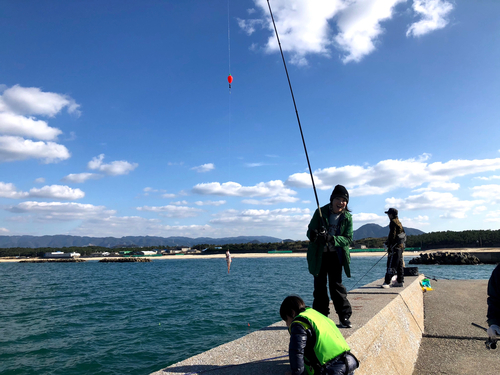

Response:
(323, 352), (359, 375)
(313, 251), (352, 319)
(384, 248), (404, 284)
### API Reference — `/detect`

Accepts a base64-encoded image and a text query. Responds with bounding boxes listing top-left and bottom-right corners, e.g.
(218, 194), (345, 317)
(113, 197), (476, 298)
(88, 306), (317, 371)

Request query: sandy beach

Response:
(0, 251), (375, 262)
(2, 248), (499, 263)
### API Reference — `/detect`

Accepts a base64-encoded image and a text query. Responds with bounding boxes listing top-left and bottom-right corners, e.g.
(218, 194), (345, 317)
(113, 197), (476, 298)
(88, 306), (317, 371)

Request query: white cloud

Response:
(485, 210), (500, 223)
(352, 212), (387, 226)
(242, 195), (300, 205)
(88, 154), (138, 176)
(162, 193), (176, 198)
(286, 155), (500, 196)
(243, 0), (447, 65)
(170, 200), (189, 206)
(194, 200), (226, 206)
(34, 177), (45, 184)
(144, 187), (166, 193)
(475, 175), (500, 181)
(209, 207), (311, 235)
(335, 0), (405, 63)
(245, 162), (264, 167)
(191, 163), (215, 173)
(69, 215), (164, 237)
(385, 191), (483, 218)
(0, 182), (29, 199)
(137, 205), (204, 218)
(473, 206), (488, 215)
(62, 173), (102, 183)
(193, 180), (297, 200)
(0, 135), (70, 163)
(28, 185), (85, 200)
(407, 0), (454, 38)
(240, 0), (454, 65)
(6, 201), (115, 221)
(0, 84), (80, 117)
(0, 112), (62, 140)
(0, 227), (9, 233)
(412, 181), (460, 193)
(471, 184), (500, 204)
(1, 183), (84, 200)
(237, 18), (264, 35)
(0, 85), (77, 163)
(251, 0), (345, 65)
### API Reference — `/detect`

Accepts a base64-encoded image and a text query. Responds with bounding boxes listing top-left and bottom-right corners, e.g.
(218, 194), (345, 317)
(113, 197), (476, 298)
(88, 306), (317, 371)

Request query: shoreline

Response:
(2, 248), (499, 263)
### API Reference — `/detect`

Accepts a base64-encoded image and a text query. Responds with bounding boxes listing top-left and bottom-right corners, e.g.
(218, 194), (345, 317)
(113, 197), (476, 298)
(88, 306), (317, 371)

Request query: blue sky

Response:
(1, 0), (499, 240)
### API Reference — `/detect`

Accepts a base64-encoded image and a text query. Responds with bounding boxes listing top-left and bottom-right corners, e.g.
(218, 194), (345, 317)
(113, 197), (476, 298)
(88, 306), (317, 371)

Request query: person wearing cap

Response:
(306, 184), (353, 328)
(381, 208), (406, 288)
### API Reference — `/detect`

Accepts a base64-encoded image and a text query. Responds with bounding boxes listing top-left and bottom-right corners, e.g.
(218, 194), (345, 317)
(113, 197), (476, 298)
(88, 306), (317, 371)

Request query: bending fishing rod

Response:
(266, 0), (325, 224)
(347, 252), (387, 292)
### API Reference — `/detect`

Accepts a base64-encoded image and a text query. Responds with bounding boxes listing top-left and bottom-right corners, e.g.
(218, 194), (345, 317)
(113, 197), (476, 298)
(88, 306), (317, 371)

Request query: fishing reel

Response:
(486, 338), (497, 350)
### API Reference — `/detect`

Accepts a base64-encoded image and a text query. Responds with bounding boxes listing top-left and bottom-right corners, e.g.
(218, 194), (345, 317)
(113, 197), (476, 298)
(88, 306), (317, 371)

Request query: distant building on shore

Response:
(44, 251), (81, 259)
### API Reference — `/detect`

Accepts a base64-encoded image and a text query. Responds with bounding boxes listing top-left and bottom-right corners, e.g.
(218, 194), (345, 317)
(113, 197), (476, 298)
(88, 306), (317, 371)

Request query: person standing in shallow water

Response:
(306, 185), (353, 328)
(381, 208), (406, 288)
(225, 250), (232, 274)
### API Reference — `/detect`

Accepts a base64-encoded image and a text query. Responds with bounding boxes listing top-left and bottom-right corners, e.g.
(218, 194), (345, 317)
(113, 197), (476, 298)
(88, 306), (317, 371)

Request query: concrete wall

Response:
(346, 275), (424, 375)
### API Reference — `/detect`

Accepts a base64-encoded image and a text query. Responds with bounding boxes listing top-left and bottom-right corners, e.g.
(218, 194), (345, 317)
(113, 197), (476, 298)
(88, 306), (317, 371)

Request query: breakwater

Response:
(19, 258), (86, 263)
(410, 251), (481, 265)
(99, 257), (151, 262)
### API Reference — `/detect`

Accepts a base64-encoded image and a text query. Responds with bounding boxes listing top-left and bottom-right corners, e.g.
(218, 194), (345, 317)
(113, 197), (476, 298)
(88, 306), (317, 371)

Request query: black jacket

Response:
(487, 264), (500, 326)
(288, 322), (310, 375)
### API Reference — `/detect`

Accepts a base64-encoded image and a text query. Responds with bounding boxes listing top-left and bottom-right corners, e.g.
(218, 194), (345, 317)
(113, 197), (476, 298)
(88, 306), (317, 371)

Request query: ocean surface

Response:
(0, 256), (496, 375)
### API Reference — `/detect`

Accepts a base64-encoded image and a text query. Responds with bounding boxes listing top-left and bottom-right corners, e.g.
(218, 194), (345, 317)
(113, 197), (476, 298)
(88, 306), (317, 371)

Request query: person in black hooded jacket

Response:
(487, 264), (500, 340)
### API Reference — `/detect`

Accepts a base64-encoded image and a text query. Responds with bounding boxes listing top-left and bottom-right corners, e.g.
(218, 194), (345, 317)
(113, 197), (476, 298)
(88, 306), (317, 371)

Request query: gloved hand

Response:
(310, 229), (319, 242)
(487, 324), (500, 339)
(317, 228), (333, 244)
(311, 228), (333, 244)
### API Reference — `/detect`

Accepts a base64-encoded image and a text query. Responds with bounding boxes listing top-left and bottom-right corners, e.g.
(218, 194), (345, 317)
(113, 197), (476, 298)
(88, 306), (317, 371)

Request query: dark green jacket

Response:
(306, 204), (353, 277)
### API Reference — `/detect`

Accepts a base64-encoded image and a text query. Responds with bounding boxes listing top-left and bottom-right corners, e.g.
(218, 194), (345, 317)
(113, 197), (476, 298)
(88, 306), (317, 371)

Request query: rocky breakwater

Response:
(409, 251), (481, 265)
(99, 257), (151, 262)
(20, 258), (86, 263)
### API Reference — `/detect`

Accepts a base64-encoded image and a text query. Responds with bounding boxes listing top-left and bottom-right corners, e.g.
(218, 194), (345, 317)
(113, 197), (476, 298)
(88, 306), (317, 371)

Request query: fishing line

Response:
(227, 0), (232, 92)
(266, 0), (325, 224)
(347, 252), (387, 292)
(227, 0), (232, 180)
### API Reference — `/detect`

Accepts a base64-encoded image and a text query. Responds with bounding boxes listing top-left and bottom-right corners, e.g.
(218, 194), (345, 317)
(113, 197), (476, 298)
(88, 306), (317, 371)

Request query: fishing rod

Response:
(266, 0), (325, 225)
(472, 322), (498, 350)
(348, 252), (387, 292)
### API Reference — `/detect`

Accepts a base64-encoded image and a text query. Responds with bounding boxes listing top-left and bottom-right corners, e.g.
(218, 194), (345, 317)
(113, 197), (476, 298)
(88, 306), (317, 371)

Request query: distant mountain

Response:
(353, 224), (425, 241)
(0, 235), (283, 249)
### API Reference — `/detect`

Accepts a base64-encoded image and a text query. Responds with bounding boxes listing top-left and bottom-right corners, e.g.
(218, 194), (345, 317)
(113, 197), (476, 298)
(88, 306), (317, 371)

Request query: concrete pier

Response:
(152, 275), (427, 375)
(413, 279), (497, 375)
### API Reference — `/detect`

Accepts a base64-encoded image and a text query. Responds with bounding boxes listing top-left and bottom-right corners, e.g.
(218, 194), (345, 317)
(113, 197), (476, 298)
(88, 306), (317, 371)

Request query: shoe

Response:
(340, 318), (352, 328)
(381, 283), (390, 289)
(392, 282), (404, 287)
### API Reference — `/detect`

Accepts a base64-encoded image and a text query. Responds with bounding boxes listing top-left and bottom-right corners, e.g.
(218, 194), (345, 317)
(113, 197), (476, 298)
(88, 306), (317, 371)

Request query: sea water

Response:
(0, 256), (496, 375)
